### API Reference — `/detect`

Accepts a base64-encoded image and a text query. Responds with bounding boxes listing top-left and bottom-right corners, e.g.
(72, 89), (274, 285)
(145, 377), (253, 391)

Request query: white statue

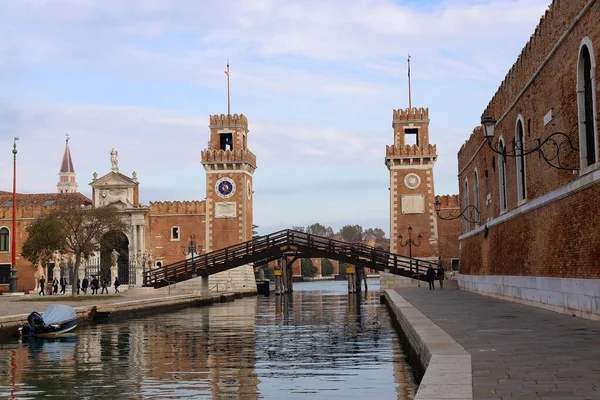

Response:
(111, 249), (119, 268)
(148, 251), (154, 268)
(110, 148), (119, 171)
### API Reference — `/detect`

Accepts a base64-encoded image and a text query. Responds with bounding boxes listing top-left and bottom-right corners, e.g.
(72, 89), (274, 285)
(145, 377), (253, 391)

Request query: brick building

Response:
(457, 0), (599, 319)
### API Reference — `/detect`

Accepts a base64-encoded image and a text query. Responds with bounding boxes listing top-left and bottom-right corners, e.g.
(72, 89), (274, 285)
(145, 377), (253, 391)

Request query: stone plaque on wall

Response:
(215, 202), (237, 218)
(401, 195), (425, 214)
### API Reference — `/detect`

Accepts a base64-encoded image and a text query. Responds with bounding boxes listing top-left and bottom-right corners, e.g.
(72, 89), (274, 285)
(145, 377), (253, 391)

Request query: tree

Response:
(301, 258), (318, 277)
(252, 224), (260, 239)
(321, 259), (334, 276)
(291, 226), (305, 233)
(338, 225), (363, 242)
(306, 223), (334, 238)
(21, 201), (127, 296)
(364, 228), (386, 240)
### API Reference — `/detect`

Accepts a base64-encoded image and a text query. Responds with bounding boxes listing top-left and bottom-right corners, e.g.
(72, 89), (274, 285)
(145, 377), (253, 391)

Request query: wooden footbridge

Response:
(143, 229), (439, 289)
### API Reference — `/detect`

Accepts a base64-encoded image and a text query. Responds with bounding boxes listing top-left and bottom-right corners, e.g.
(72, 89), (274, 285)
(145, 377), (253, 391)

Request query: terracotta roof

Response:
(60, 141), (75, 173)
(0, 191), (92, 208)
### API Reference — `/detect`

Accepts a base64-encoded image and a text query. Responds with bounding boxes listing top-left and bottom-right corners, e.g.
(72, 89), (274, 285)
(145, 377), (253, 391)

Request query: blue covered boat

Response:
(19, 304), (79, 337)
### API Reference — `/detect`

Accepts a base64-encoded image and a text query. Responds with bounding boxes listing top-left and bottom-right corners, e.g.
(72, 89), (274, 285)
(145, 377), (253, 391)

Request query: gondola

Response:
(19, 304), (79, 337)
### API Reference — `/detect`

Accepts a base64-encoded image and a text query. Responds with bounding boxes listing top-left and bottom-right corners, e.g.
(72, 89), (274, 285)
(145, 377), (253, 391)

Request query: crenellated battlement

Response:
(149, 200), (206, 215)
(457, 126), (483, 169)
(435, 194), (460, 209)
(386, 143), (437, 157)
(393, 107), (429, 122)
(209, 113), (248, 130)
(484, 0), (584, 119)
(201, 148), (257, 167)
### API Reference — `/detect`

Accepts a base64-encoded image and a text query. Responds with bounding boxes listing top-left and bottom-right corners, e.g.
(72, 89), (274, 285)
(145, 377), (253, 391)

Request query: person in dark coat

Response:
(81, 277), (89, 294)
(437, 265), (445, 290)
(59, 276), (67, 295)
(100, 277), (108, 294)
(52, 278), (59, 295)
(114, 277), (120, 293)
(76, 278), (81, 295)
(91, 276), (99, 295)
(426, 266), (436, 290)
(38, 276), (46, 296)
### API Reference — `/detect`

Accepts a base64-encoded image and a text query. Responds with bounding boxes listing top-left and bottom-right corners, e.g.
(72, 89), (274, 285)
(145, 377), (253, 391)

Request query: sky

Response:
(0, 0), (550, 235)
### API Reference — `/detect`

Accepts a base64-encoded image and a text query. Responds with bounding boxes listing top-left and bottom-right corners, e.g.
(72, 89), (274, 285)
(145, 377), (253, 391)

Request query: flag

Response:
(14, 137), (19, 141)
(408, 55), (411, 78)
(224, 70), (229, 78)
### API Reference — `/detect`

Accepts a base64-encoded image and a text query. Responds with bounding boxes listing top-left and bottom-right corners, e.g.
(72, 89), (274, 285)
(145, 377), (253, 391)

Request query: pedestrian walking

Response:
(426, 266), (436, 290)
(76, 278), (81, 295)
(437, 264), (445, 290)
(59, 276), (67, 295)
(114, 277), (120, 293)
(82, 277), (89, 294)
(91, 276), (99, 295)
(52, 278), (59, 295)
(100, 277), (108, 294)
(38, 276), (46, 296)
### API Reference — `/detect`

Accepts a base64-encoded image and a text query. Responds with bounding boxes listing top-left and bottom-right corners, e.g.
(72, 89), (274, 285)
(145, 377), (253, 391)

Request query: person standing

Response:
(76, 278), (81, 295)
(426, 266), (436, 290)
(52, 278), (59, 295)
(38, 276), (46, 296)
(82, 277), (89, 294)
(100, 277), (108, 294)
(114, 277), (120, 293)
(437, 264), (445, 290)
(59, 276), (67, 295)
(91, 276), (99, 295)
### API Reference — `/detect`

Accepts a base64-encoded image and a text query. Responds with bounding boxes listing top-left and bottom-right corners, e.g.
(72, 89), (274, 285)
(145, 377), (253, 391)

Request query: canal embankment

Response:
(384, 289), (473, 400)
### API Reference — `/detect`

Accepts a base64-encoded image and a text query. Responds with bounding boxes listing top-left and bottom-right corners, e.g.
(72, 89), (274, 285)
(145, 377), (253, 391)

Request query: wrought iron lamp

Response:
(398, 226), (421, 273)
(181, 234), (198, 263)
(434, 200), (481, 224)
(481, 116), (578, 171)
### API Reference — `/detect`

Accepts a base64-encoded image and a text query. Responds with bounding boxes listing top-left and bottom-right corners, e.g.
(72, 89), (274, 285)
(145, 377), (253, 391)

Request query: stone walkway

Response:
(396, 282), (600, 399)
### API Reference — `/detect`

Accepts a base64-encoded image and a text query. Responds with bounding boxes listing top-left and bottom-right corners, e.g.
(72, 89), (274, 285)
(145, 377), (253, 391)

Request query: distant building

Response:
(57, 136), (78, 194)
(457, 1), (599, 319)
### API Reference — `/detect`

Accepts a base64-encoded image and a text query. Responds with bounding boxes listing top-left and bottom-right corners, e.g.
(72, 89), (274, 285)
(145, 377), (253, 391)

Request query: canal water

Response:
(0, 280), (417, 399)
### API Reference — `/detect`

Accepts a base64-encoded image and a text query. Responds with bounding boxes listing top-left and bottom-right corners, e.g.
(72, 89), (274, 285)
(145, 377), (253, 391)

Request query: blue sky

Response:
(0, 0), (550, 235)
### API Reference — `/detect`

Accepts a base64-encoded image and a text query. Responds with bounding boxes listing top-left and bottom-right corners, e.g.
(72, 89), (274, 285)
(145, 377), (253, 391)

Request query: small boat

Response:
(19, 304), (79, 337)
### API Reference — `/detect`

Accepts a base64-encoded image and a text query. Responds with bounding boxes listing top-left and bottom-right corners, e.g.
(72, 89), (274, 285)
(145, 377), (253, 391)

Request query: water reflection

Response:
(0, 280), (415, 399)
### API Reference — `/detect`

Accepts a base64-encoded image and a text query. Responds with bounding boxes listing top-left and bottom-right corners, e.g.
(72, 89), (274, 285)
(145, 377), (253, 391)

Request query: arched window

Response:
(515, 118), (527, 203)
(473, 170), (480, 225)
(463, 179), (470, 232)
(498, 138), (507, 212)
(0, 228), (9, 252)
(577, 40), (598, 169)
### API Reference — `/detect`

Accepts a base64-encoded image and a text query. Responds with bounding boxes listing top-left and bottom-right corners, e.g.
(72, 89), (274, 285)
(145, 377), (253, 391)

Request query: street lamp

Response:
(481, 115), (578, 171)
(9, 137), (19, 293)
(180, 234), (198, 264)
(397, 226), (422, 273)
(434, 200), (481, 223)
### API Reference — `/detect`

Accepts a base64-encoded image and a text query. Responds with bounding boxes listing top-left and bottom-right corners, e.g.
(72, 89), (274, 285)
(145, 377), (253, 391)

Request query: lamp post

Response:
(397, 226), (422, 273)
(481, 115), (578, 171)
(9, 138), (18, 293)
(181, 234), (198, 265)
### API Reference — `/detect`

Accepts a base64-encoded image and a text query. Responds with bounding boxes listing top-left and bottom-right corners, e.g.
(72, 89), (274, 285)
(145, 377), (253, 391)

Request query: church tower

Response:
(201, 114), (256, 252)
(385, 107), (438, 258)
(57, 136), (78, 193)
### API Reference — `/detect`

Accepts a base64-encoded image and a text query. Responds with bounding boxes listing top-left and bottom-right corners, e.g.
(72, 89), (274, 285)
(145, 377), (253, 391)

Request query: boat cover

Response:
(42, 304), (77, 326)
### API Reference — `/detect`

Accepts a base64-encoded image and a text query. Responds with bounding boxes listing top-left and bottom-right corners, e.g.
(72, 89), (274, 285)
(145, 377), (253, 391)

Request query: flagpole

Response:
(9, 137), (18, 293)
(226, 60), (231, 115)
(408, 55), (412, 110)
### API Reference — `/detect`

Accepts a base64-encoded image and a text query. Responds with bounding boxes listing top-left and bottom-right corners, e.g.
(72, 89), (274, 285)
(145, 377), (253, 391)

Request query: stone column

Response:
(201, 276), (209, 295)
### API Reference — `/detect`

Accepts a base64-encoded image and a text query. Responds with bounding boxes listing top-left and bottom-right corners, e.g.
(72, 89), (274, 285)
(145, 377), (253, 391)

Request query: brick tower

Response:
(201, 114), (257, 252)
(57, 136), (78, 193)
(385, 107), (438, 259)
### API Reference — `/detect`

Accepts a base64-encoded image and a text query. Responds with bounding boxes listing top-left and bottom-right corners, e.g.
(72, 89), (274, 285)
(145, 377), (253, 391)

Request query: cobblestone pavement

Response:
(395, 283), (600, 400)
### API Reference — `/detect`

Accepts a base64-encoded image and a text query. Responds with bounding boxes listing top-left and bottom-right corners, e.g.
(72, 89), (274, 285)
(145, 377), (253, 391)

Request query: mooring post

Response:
(347, 266), (356, 293)
(275, 268), (283, 295)
(286, 261), (294, 293)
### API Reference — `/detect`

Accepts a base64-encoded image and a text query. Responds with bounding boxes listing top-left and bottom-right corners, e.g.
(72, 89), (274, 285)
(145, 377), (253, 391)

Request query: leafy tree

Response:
(338, 262), (349, 276)
(321, 259), (334, 276)
(306, 223), (334, 237)
(301, 258), (318, 277)
(21, 202), (127, 296)
(338, 225), (363, 242)
(291, 226), (305, 233)
(364, 228), (386, 240)
(252, 224), (260, 239)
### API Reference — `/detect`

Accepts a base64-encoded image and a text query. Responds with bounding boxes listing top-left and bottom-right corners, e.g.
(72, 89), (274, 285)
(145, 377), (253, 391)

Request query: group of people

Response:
(38, 275), (121, 295)
(425, 264), (445, 290)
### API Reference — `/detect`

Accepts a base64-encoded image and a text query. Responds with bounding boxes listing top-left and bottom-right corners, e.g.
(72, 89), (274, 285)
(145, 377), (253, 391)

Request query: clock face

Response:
(215, 178), (236, 198)
(404, 173), (421, 190)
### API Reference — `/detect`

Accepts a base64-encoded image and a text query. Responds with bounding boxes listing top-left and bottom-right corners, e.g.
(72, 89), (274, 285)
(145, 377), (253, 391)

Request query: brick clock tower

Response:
(201, 113), (257, 252)
(385, 107), (439, 277)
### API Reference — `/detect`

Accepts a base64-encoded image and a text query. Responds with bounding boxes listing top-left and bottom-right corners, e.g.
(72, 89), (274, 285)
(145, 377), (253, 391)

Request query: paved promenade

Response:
(395, 282), (600, 399)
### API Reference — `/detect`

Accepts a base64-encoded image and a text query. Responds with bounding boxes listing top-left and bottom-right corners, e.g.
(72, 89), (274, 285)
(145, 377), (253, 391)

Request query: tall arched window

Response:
(463, 179), (470, 232)
(473, 170), (480, 225)
(515, 118), (527, 203)
(498, 138), (507, 212)
(577, 40), (598, 169)
(0, 228), (9, 252)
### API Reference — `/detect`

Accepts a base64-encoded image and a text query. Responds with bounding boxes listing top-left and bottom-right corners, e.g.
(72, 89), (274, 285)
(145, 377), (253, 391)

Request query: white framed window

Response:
(515, 116), (527, 204)
(473, 169), (480, 226)
(498, 137), (508, 213)
(171, 226), (180, 241)
(0, 227), (9, 252)
(577, 38), (598, 172)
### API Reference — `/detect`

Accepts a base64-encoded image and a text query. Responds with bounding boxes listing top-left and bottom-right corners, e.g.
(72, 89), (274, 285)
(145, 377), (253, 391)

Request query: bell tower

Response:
(385, 107), (438, 258)
(201, 114), (257, 252)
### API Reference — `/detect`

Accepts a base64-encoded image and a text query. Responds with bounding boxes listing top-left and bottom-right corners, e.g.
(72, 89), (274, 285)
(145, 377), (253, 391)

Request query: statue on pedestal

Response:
(110, 148), (119, 172)
(110, 249), (119, 282)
